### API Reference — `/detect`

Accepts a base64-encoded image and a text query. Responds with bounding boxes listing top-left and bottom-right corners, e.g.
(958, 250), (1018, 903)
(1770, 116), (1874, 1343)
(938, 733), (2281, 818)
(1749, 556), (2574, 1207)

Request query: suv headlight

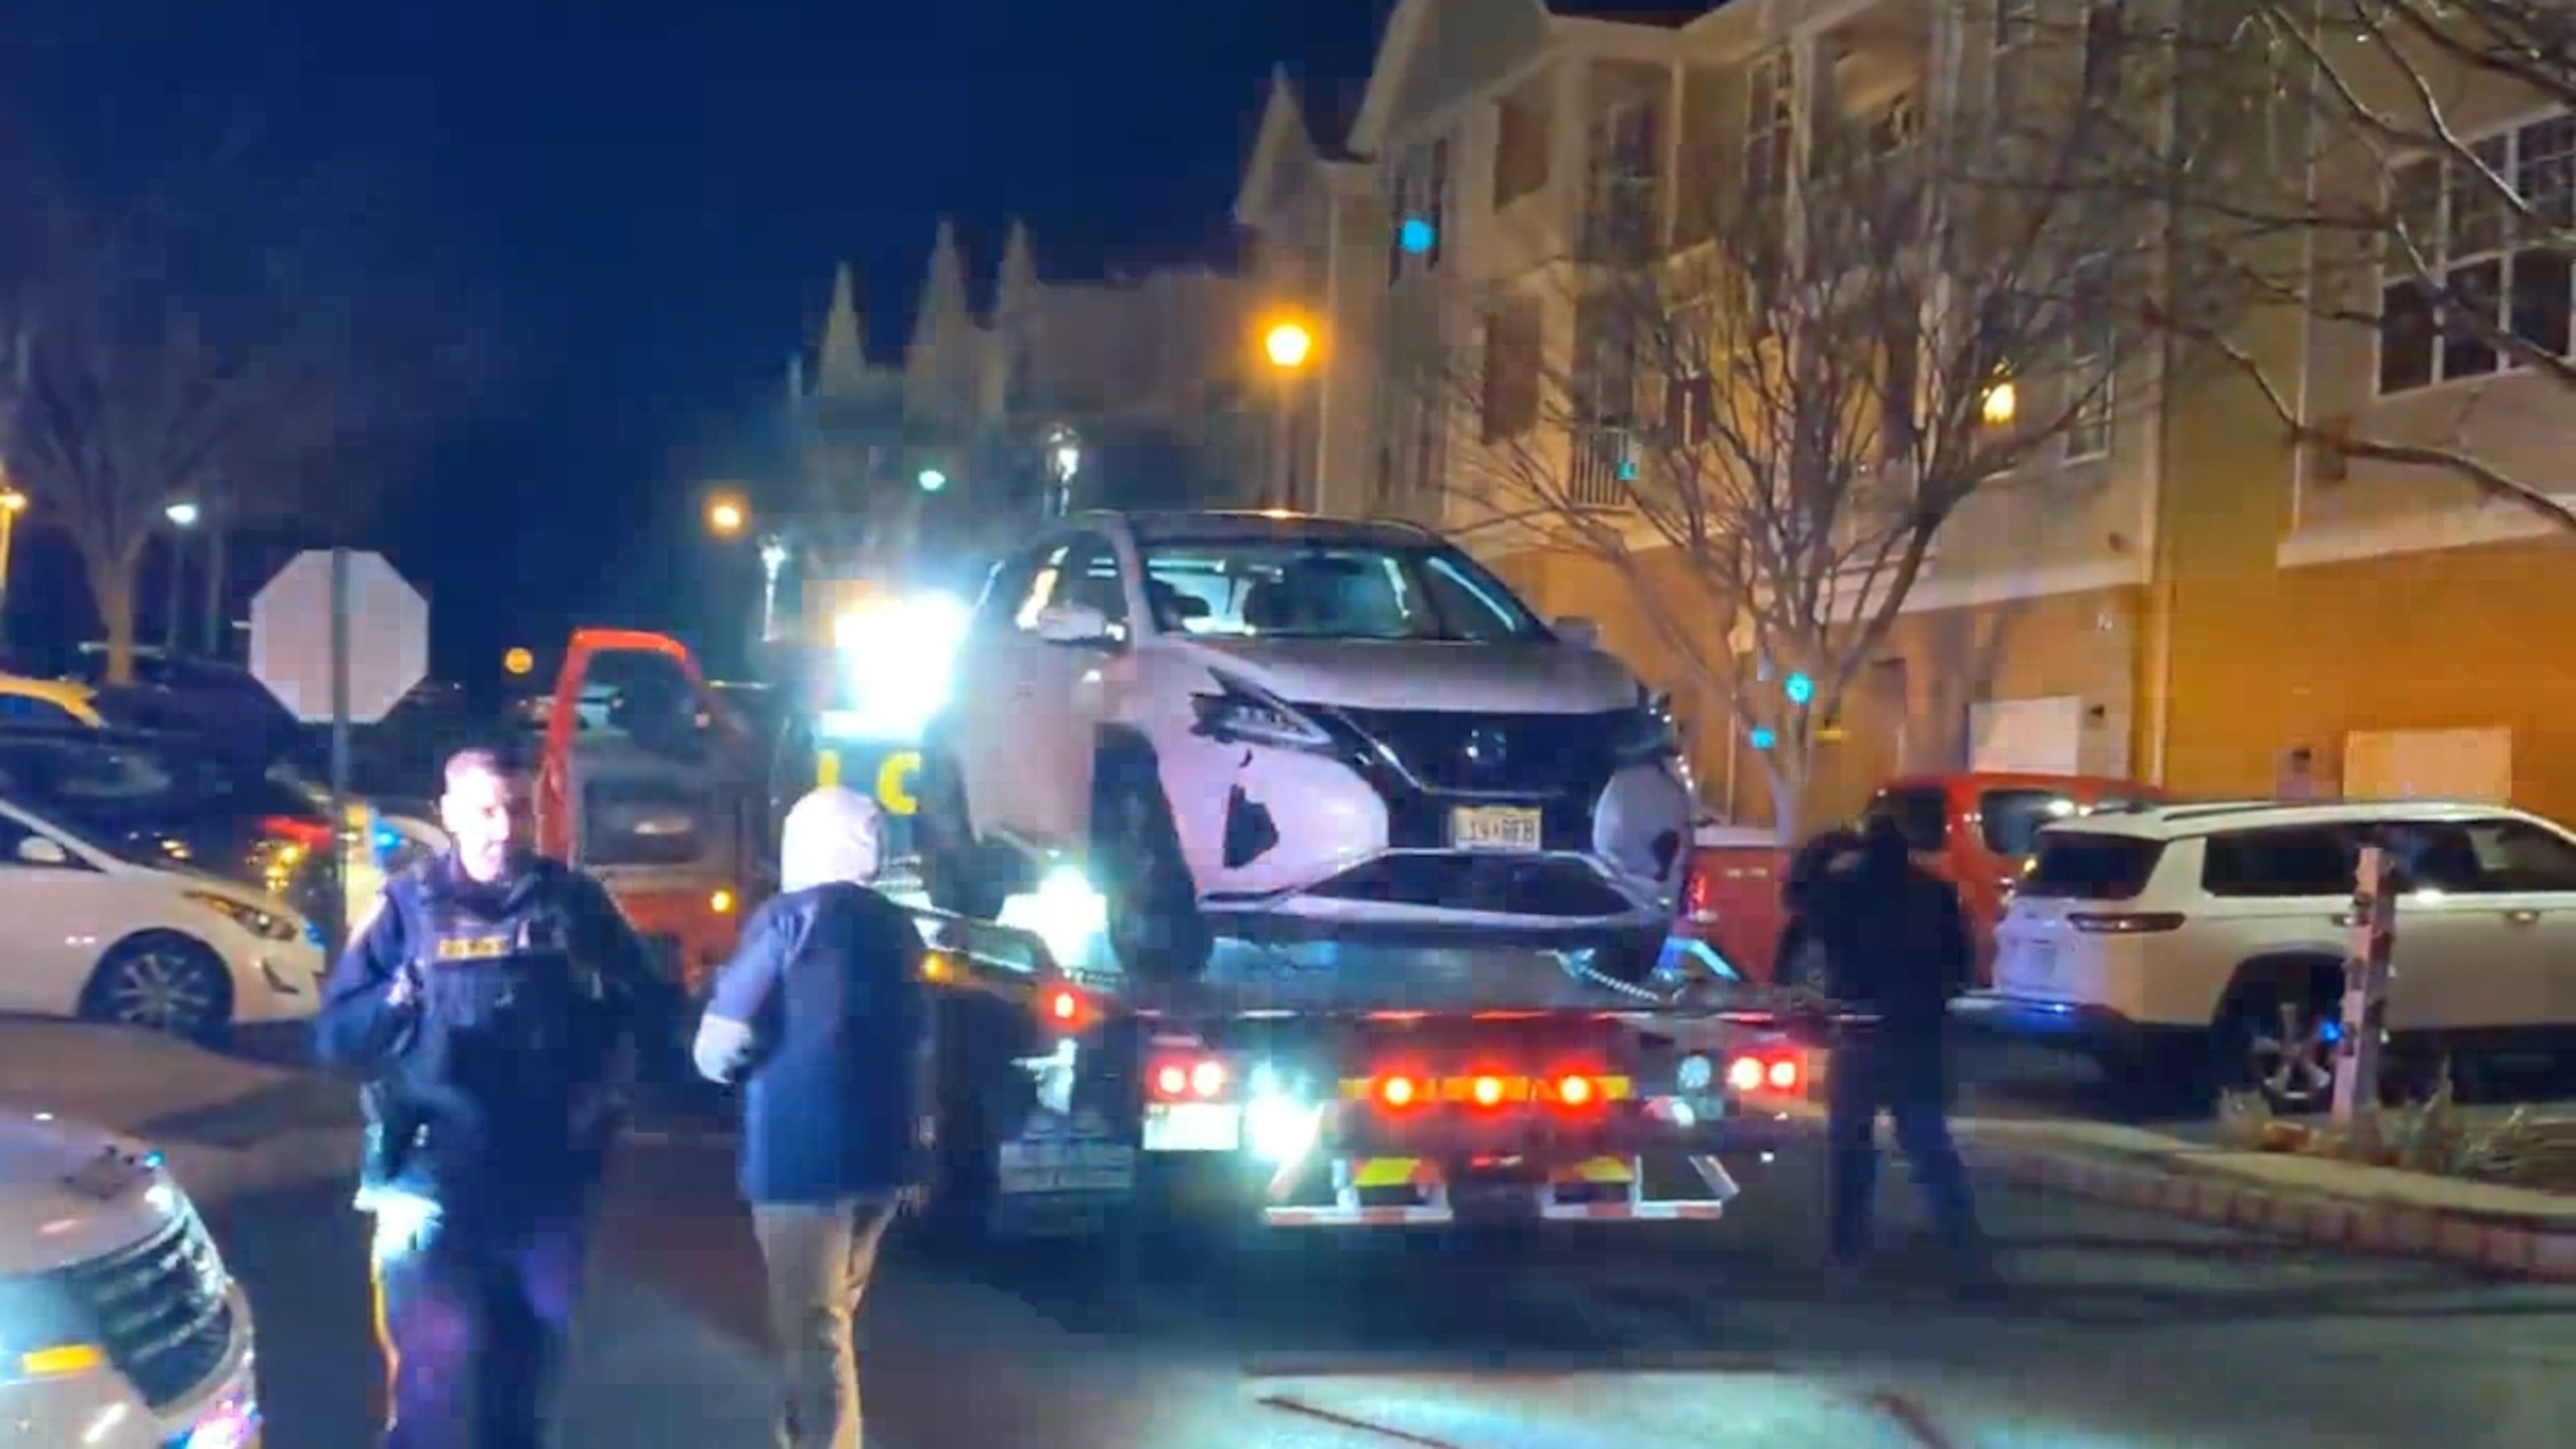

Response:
(1610, 687), (1682, 765)
(185, 890), (300, 943)
(1189, 671), (1335, 753)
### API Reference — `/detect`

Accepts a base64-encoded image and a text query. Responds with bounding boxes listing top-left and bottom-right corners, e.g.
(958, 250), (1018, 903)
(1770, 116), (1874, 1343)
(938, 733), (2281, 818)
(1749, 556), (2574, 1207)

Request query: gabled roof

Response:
(1234, 65), (1317, 229)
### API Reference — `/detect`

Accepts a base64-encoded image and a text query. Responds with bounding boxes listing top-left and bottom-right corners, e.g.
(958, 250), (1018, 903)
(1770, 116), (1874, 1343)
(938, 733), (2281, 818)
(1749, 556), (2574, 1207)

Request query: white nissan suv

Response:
(917, 511), (1696, 980)
(1966, 797), (2576, 1109)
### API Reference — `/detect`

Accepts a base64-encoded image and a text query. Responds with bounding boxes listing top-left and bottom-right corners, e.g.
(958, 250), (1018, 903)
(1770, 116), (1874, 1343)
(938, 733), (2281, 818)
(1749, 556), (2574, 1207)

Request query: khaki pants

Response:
(750, 1198), (898, 1449)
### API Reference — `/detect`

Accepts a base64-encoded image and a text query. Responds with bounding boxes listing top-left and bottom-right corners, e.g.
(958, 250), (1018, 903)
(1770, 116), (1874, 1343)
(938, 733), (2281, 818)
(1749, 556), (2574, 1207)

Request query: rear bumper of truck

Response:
(1142, 1093), (1805, 1229)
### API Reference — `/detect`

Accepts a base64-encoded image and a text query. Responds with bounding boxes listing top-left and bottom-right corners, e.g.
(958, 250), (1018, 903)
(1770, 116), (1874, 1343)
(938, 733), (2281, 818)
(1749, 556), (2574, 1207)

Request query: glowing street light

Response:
(917, 469), (948, 493)
(0, 484), (24, 644)
(1263, 319), (1315, 371)
(1980, 379), (2018, 426)
(706, 497), (747, 537)
(164, 501), (200, 528)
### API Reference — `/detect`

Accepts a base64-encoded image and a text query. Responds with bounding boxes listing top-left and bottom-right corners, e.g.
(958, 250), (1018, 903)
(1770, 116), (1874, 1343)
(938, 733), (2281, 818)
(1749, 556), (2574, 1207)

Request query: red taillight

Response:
(2069, 911), (2187, 934)
(1377, 1074), (1422, 1109)
(1149, 1055), (1228, 1101)
(1681, 854), (1716, 923)
(262, 815), (332, 850)
(1470, 1073), (1506, 1107)
(1553, 1073), (1596, 1107)
(1044, 988), (1089, 1029)
(1726, 1052), (1800, 1094)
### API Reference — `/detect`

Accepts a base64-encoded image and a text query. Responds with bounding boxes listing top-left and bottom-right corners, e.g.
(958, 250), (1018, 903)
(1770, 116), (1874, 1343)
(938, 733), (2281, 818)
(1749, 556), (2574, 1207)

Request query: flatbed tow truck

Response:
(901, 900), (1846, 1239)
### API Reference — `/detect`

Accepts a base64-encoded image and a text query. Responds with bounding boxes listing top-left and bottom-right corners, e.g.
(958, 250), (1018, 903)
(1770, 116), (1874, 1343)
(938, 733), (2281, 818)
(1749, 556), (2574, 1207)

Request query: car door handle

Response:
(2505, 909), (2542, 926)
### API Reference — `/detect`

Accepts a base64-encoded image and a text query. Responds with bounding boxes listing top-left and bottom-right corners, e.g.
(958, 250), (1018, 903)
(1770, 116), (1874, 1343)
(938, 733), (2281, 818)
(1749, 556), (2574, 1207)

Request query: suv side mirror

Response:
(1035, 603), (1114, 646)
(14, 835), (68, 866)
(1554, 615), (1602, 650)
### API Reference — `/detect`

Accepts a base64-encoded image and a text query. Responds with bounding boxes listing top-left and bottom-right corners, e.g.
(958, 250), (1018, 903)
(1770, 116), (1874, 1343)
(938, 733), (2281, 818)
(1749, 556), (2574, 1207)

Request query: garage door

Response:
(1966, 695), (2083, 775)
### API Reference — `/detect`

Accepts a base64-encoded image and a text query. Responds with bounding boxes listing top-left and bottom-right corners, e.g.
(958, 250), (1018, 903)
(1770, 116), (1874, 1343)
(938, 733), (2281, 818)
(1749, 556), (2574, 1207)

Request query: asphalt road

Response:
(210, 1135), (2576, 1449)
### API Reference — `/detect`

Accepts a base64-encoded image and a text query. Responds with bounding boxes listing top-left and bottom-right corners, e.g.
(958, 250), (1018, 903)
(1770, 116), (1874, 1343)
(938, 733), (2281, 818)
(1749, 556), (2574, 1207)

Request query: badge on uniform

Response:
(434, 934), (510, 961)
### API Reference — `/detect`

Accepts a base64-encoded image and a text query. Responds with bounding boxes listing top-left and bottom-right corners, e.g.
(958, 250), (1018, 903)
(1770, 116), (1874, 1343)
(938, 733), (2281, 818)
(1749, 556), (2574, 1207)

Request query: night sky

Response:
(3, 0), (1382, 682)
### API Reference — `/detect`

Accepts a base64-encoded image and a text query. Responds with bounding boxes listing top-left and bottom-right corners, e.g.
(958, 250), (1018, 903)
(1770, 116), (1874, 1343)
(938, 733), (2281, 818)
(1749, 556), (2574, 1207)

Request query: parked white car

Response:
(919, 511), (1696, 981)
(1964, 797), (2576, 1108)
(0, 1111), (262, 1446)
(0, 794), (327, 1040)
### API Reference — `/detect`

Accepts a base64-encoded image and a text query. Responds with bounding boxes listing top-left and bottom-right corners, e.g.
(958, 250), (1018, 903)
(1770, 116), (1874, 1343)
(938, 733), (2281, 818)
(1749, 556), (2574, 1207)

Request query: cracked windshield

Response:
(0, 1), (2566, 1446)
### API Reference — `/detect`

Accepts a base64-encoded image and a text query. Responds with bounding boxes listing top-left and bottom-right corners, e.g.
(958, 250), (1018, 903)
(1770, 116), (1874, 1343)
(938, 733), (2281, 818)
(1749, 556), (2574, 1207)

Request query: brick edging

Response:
(1961, 1140), (2576, 1279)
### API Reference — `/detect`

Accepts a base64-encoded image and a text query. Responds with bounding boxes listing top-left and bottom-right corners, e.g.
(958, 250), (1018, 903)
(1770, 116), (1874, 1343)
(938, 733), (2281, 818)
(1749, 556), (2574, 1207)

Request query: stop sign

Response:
(248, 549), (429, 724)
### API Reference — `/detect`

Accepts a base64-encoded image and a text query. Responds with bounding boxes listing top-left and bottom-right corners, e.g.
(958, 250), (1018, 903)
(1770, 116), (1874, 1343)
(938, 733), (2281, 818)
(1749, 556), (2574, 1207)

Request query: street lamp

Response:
(1263, 319), (1315, 370)
(917, 469), (948, 494)
(706, 497), (747, 537)
(1259, 317), (1318, 510)
(758, 535), (790, 642)
(0, 485), (24, 649)
(1043, 423), (1080, 519)
(1980, 378), (2018, 426)
(163, 501), (200, 654)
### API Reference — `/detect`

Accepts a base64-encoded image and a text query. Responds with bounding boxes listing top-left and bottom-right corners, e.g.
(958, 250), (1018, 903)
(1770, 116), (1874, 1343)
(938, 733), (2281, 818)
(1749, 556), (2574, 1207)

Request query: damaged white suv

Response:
(917, 511), (1695, 980)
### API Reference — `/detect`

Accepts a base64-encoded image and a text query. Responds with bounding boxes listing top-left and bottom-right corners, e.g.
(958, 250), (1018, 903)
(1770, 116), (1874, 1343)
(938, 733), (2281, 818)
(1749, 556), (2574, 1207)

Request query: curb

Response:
(1961, 1140), (2576, 1280)
(1760, 1092), (2576, 1280)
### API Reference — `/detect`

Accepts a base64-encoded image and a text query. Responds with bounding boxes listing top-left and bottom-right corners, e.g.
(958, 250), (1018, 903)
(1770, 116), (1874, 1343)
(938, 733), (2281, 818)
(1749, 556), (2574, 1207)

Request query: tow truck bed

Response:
(906, 910), (1846, 1236)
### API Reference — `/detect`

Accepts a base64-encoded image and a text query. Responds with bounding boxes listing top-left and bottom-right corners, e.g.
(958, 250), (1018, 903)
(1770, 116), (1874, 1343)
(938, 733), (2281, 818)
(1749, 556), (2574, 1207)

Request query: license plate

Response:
(1143, 1102), (1242, 1152)
(997, 1139), (1136, 1195)
(1451, 805), (1542, 852)
(2003, 942), (2057, 991)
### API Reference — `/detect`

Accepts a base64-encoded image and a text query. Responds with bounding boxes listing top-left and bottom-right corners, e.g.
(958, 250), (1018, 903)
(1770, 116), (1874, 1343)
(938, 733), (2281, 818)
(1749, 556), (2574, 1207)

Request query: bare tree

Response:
(0, 116), (490, 679)
(1429, 27), (2175, 836)
(2111, 0), (2576, 530)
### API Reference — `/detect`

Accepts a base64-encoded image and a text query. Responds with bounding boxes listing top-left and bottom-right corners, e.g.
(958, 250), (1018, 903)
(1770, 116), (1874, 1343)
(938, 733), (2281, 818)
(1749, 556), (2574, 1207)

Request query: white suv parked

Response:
(919, 512), (1696, 980)
(1966, 798), (2576, 1108)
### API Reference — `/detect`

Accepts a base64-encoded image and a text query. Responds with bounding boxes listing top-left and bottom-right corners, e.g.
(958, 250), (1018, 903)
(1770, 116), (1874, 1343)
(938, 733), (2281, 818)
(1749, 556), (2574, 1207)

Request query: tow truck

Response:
(533, 627), (758, 991)
(772, 572), (1835, 1237)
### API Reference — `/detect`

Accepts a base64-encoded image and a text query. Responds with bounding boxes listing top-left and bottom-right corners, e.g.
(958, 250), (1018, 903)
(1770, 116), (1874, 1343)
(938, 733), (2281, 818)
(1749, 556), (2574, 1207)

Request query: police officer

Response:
(1805, 814), (1997, 1289)
(314, 746), (675, 1447)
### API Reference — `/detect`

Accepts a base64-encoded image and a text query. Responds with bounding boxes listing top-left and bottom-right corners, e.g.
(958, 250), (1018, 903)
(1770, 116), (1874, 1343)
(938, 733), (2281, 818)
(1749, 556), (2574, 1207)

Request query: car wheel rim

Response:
(108, 952), (217, 1034)
(2247, 1000), (2335, 1108)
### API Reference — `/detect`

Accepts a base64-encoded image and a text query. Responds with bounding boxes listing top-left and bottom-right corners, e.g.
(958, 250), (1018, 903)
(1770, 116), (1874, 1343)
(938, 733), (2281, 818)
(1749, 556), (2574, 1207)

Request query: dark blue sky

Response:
(8, 0), (1383, 679)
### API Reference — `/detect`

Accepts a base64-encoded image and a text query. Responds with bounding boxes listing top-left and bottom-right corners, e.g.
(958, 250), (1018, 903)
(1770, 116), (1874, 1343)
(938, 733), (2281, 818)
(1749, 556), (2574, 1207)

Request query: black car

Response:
(0, 724), (340, 926)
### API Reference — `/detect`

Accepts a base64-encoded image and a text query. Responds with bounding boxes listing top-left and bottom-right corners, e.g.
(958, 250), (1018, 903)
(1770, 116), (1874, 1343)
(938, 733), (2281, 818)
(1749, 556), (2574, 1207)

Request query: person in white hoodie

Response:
(694, 786), (926, 1449)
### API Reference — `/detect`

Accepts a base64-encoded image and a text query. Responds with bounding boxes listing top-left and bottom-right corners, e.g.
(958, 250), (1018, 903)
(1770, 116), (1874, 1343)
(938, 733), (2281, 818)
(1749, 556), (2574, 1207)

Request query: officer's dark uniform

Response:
(314, 851), (668, 1448)
(1805, 817), (1991, 1275)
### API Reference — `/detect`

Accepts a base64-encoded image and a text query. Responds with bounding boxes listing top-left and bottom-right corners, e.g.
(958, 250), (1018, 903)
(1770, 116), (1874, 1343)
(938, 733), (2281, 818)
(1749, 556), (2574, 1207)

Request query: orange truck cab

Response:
(1677, 771), (2165, 987)
(533, 628), (761, 995)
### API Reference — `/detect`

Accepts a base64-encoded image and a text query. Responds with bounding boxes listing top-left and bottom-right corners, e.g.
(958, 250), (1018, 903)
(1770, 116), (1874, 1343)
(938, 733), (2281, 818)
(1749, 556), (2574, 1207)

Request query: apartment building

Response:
(1236, 0), (2576, 826)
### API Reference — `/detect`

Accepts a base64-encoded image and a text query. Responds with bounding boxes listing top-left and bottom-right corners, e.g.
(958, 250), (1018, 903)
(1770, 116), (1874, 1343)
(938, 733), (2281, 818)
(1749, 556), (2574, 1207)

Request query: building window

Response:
(1662, 299), (1715, 447)
(1742, 49), (1793, 212)
(2377, 112), (2576, 396)
(1993, 0), (2040, 112)
(1584, 98), (1662, 263)
(1480, 297), (1543, 444)
(1571, 296), (1639, 509)
(1388, 137), (1452, 283)
(2063, 252), (2114, 460)
(1493, 83), (1551, 209)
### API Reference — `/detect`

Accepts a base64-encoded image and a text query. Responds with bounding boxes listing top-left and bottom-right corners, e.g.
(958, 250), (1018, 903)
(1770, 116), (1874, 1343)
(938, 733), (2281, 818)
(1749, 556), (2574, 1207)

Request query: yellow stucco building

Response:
(1233, 0), (2576, 827)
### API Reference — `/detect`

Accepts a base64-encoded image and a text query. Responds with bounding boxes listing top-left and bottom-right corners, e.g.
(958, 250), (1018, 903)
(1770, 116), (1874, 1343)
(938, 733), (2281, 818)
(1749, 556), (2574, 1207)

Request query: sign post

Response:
(249, 549), (428, 952)
(2332, 844), (2400, 1148)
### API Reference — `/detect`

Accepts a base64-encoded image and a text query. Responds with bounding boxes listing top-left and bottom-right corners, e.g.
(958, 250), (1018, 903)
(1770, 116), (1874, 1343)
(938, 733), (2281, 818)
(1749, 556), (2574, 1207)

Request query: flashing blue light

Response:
(2319, 1020), (2343, 1044)
(1398, 216), (1436, 255)
(1748, 727), (1778, 750)
(1784, 672), (1815, 706)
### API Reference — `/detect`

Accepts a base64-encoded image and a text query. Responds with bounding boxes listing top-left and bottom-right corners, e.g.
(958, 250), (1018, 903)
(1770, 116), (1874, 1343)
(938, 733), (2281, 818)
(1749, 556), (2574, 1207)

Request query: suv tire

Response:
(1092, 756), (1212, 981)
(2214, 971), (2341, 1113)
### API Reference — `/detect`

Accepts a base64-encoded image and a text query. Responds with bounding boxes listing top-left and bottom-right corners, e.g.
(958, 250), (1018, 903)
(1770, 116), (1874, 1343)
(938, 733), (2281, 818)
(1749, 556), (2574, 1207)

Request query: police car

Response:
(0, 1109), (261, 1446)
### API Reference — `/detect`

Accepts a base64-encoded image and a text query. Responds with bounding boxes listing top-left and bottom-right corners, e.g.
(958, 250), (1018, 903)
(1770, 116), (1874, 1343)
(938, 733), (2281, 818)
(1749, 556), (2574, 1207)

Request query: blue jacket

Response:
(313, 854), (670, 1218)
(699, 882), (925, 1205)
